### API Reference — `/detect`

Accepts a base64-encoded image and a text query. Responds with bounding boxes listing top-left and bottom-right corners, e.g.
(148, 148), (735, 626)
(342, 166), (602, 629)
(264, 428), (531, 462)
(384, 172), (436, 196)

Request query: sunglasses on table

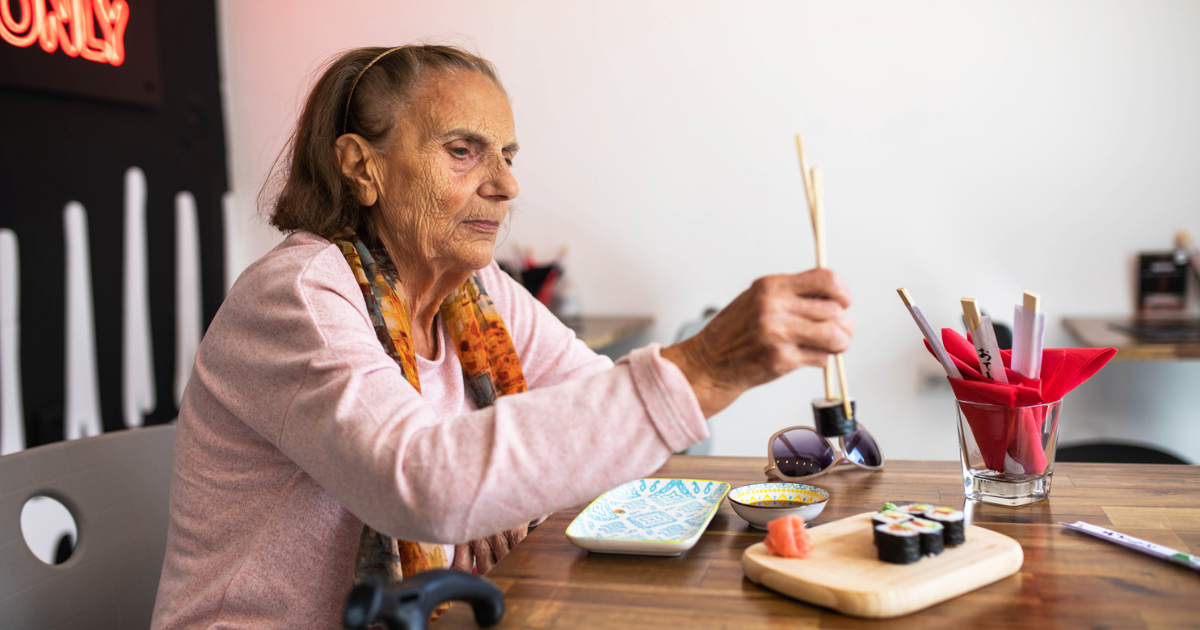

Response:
(763, 424), (884, 480)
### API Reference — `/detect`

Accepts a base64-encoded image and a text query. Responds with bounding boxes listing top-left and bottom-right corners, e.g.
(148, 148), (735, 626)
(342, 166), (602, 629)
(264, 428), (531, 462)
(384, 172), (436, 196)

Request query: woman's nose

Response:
(479, 156), (518, 201)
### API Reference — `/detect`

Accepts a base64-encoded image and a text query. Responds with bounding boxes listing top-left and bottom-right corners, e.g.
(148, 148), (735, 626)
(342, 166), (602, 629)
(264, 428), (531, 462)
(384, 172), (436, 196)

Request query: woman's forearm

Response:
(277, 342), (706, 544)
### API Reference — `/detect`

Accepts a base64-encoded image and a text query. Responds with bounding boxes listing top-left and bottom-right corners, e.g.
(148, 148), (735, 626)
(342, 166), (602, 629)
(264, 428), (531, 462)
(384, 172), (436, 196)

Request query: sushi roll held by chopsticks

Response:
(796, 135), (857, 435)
(812, 398), (857, 437)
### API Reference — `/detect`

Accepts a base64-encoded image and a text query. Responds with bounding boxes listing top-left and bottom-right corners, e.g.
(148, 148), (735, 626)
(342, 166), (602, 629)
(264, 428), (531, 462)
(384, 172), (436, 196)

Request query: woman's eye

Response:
(449, 147), (470, 157)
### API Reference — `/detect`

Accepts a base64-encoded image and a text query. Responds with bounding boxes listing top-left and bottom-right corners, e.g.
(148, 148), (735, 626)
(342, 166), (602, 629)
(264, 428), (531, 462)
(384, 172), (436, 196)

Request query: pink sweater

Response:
(150, 232), (708, 630)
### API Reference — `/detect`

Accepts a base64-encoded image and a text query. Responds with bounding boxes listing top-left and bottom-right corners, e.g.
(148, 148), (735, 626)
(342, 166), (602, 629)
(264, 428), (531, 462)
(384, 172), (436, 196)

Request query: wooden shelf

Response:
(563, 315), (654, 350)
(1063, 316), (1200, 361)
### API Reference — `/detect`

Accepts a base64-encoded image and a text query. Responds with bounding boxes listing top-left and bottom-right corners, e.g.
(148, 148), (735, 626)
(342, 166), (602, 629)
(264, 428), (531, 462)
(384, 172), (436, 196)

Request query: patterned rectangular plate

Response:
(566, 478), (731, 556)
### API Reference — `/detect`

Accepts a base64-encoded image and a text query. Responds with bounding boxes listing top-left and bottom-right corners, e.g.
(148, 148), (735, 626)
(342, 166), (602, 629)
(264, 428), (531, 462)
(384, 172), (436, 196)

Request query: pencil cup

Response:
(956, 400), (1062, 506)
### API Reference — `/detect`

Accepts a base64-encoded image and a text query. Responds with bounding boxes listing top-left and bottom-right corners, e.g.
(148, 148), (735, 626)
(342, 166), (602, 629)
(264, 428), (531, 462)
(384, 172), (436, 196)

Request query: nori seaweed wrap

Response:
(811, 398), (857, 437)
(924, 507), (966, 546)
(876, 522), (921, 564)
(908, 517), (945, 556)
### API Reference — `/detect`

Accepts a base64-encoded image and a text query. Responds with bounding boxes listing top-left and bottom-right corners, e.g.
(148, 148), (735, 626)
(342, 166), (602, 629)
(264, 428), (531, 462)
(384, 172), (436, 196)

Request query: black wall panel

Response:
(0, 0), (228, 445)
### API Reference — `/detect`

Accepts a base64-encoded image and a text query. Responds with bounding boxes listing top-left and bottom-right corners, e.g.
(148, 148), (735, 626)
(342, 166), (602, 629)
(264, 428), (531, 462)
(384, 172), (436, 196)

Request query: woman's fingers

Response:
(788, 294), (852, 326)
(783, 268), (853, 308)
(451, 538), (495, 573)
(757, 281), (853, 353)
(781, 300), (854, 348)
(661, 267), (855, 417)
(789, 316), (853, 355)
(451, 543), (473, 571)
(506, 524), (529, 547)
(455, 525), (529, 574)
(752, 324), (844, 373)
(488, 532), (510, 559)
(472, 538), (495, 573)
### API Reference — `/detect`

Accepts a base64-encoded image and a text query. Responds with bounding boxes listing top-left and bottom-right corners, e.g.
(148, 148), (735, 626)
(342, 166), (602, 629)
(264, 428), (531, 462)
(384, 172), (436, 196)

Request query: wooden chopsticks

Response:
(961, 298), (983, 332)
(1023, 291), (1041, 313)
(795, 134), (853, 420)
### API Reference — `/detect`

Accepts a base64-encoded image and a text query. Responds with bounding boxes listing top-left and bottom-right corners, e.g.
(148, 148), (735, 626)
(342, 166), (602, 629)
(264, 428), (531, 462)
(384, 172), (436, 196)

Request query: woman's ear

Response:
(335, 134), (379, 207)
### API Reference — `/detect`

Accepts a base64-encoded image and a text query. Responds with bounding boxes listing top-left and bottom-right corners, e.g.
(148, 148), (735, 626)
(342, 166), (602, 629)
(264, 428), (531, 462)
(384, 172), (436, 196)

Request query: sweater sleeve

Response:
(204, 239), (708, 545)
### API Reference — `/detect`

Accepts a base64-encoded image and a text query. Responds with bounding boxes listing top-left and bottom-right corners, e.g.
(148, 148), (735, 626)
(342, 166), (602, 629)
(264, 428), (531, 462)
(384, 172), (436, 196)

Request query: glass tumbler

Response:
(956, 399), (1062, 506)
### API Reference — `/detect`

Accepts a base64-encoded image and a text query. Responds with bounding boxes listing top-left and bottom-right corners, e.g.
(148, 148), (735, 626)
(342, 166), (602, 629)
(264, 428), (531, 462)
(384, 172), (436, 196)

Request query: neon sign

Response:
(1, 0), (129, 67)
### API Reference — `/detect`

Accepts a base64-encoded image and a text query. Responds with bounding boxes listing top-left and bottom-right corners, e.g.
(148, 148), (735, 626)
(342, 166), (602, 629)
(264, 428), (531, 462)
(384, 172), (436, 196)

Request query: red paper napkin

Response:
(924, 328), (1115, 473)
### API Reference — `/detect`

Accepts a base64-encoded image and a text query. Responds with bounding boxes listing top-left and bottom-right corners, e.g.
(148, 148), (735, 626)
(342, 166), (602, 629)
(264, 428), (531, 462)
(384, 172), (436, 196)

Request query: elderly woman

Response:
(151, 45), (852, 630)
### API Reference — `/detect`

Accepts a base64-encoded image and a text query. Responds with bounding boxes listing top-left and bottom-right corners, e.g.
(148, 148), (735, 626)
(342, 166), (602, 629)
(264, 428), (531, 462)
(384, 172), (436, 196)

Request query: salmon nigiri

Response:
(764, 514), (812, 558)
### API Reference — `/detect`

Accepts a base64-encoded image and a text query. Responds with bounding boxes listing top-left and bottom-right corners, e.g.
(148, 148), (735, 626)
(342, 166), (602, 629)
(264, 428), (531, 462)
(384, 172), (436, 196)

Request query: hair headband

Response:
(342, 46), (405, 135)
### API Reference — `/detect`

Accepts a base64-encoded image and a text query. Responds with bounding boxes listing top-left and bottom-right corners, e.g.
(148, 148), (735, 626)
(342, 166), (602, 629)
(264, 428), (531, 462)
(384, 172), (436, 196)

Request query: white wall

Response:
(216, 1), (1200, 463)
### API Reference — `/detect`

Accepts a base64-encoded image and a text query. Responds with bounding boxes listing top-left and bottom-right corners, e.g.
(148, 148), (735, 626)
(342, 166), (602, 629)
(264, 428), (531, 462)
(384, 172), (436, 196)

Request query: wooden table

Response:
(1063, 317), (1200, 361)
(439, 457), (1200, 630)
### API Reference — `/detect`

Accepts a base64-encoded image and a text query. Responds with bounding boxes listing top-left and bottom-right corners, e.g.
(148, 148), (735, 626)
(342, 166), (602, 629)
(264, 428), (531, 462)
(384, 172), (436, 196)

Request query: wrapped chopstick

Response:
(1060, 521), (1200, 572)
(897, 288), (962, 380)
(1011, 291), (1045, 380)
(961, 298), (1007, 384)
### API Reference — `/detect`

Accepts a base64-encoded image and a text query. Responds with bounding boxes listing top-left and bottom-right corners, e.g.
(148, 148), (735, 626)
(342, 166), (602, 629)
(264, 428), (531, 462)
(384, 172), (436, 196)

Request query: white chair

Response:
(0, 424), (175, 629)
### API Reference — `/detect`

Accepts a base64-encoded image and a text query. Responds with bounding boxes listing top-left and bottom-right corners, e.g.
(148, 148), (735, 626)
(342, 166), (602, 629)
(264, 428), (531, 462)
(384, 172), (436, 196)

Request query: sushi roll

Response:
(875, 522), (921, 564)
(896, 503), (936, 517)
(907, 518), (945, 556)
(924, 507), (966, 546)
(811, 398), (857, 437)
(871, 510), (912, 546)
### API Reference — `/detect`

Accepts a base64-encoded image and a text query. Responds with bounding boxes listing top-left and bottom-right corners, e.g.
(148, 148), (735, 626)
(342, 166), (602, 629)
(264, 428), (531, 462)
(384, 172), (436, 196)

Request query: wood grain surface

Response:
(437, 458), (1200, 630)
(742, 513), (1024, 619)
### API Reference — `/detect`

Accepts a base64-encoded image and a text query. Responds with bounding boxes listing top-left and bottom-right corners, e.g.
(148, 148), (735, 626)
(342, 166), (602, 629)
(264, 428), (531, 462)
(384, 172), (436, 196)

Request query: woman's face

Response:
(372, 70), (519, 274)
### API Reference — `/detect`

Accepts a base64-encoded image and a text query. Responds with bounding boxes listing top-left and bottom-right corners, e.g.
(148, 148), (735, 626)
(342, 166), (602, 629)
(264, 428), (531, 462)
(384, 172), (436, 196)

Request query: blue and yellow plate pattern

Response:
(566, 478), (732, 556)
(727, 482), (829, 529)
(727, 482), (829, 508)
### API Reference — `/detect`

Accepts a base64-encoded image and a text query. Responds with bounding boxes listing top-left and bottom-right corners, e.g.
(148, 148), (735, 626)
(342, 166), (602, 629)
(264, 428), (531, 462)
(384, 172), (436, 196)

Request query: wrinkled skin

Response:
(661, 269), (853, 416)
(334, 69), (854, 574)
(450, 523), (528, 574)
(336, 69), (518, 360)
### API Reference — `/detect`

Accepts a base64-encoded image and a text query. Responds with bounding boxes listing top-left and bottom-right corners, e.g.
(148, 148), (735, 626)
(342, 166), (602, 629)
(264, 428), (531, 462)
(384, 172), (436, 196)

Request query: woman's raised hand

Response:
(661, 269), (853, 417)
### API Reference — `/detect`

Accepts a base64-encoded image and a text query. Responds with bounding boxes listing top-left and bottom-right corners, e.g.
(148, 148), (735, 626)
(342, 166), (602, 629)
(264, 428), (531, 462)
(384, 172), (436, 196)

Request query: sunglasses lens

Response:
(772, 429), (834, 477)
(843, 428), (883, 467)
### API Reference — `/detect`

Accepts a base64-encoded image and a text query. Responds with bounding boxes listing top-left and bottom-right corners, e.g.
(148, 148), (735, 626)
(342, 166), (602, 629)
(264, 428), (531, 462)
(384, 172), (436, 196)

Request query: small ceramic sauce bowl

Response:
(727, 482), (829, 529)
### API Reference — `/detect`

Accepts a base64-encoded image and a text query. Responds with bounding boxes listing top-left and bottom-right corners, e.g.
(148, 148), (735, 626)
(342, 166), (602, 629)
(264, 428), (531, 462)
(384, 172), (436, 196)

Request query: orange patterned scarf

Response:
(331, 228), (528, 589)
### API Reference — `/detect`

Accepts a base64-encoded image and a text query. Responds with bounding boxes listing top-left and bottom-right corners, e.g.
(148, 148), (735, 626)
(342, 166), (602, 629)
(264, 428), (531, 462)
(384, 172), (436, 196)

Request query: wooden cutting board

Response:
(742, 512), (1024, 619)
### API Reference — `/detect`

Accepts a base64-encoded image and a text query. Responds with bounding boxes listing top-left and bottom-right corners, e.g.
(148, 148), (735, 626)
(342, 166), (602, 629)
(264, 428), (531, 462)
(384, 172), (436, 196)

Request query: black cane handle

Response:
(344, 569), (505, 630)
